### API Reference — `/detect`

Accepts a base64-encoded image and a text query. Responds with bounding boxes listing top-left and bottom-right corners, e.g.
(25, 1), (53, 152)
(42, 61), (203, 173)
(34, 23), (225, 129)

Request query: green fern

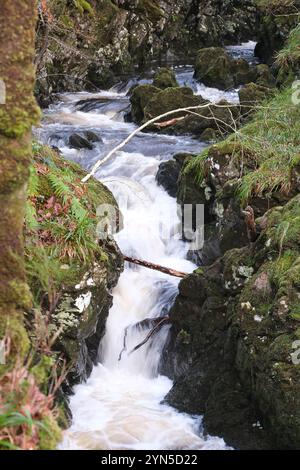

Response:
(48, 172), (72, 201)
(70, 197), (88, 223)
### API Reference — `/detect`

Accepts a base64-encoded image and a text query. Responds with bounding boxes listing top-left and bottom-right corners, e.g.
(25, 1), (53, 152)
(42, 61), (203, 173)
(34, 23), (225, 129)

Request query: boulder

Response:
(130, 84), (160, 124)
(144, 87), (204, 123)
(232, 58), (257, 86)
(156, 160), (181, 198)
(255, 64), (276, 88)
(194, 48), (276, 92)
(194, 47), (235, 90)
(156, 153), (194, 197)
(69, 133), (94, 150)
(239, 83), (274, 116)
(152, 67), (179, 90)
(84, 130), (102, 143)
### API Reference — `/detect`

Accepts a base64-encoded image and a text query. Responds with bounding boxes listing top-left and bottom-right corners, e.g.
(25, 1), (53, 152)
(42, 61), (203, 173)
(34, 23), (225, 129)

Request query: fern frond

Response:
(48, 173), (71, 201)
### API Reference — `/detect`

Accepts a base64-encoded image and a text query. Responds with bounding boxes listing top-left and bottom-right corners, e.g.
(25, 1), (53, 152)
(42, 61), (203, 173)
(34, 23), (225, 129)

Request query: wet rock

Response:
(75, 97), (111, 112)
(164, 194), (300, 449)
(84, 131), (102, 143)
(239, 83), (275, 116)
(54, 240), (123, 387)
(69, 133), (94, 150)
(156, 153), (194, 197)
(194, 47), (235, 90)
(130, 84), (160, 124)
(255, 64), (276, 88)
(156, 160), (181, 198)
(152, 67), (179, 90)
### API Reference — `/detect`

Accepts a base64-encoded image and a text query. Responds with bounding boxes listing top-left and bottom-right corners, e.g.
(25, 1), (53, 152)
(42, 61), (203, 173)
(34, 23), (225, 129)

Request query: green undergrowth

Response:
(25, 143), (115, 307)
(184, 85), (300, 203)
(277, 24), (300, 66)
(182, 14), (300, 207)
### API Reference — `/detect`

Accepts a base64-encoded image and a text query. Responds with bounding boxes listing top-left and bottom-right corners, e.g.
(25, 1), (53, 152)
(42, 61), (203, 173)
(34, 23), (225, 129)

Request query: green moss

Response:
(271, 250), (299, 288)
(31, 355), (55, 389)
(0, 315), (30, 371)
(152, 68), (179, 90)
(73, 0), (94, 15)
(290, 305), (300, 322)
(38, 415), (62, 450)
(136, 0), (164, 23)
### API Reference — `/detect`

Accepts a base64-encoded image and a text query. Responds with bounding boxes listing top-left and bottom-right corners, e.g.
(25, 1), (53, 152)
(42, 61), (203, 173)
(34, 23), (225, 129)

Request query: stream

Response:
(37, 43), (255, 450)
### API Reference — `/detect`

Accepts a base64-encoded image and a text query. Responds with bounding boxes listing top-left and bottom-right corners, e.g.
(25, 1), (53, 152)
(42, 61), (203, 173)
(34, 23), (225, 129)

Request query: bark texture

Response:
(0, 0), (40, 362)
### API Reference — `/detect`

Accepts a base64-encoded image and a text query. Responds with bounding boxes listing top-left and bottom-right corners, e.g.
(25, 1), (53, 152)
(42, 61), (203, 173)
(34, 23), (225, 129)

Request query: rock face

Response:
(255, 2), (300, 64)
(36, 0), (258, 103)
(55, 239), (123, 388)
(163, 194), (300, 449)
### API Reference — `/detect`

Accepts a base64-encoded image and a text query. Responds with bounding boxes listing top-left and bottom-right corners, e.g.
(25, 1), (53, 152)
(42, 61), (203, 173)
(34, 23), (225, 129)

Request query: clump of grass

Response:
(276, 24), (300, 69)
(184, 86), (300, 203)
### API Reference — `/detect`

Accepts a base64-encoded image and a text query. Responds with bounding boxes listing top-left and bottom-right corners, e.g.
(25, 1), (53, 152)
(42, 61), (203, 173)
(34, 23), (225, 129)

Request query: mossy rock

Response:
(232, 58), (257, 86)
(239, 83), (275, 115)
(194, 47), (235, 90)
(130, 84), (160, 124)
(152, 67), (179, 90)
(143, 87), (204, 124)
(255, 64), (276, 88)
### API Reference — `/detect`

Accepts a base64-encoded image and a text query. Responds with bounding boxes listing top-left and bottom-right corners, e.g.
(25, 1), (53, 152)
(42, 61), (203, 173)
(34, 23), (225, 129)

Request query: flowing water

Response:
(36, 43), (255, 450)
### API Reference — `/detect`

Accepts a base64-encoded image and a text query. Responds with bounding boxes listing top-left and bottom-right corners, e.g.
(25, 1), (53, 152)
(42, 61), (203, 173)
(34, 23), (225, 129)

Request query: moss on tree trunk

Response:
(0, 0), (40, 365)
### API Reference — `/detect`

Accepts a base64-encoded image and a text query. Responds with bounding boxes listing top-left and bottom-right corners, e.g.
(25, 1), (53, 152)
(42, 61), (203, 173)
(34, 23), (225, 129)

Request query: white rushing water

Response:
(37, 48), (256, 449)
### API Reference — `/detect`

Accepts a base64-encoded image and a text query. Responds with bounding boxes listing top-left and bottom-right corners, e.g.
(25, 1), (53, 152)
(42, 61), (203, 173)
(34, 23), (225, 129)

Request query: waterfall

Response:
(37, 48), (257, 449)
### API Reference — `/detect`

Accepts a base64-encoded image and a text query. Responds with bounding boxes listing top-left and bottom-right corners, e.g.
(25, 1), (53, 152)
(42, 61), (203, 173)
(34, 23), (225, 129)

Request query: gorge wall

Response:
(36, 0), (258, 104)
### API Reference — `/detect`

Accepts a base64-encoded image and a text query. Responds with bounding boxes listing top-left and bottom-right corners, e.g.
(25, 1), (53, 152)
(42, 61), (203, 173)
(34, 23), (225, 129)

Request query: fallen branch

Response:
(81, 102), (239, 183)
(154, 116), (186, 128)
(118, 316), (170, 361)
(128, 317), (169, 355)
(123, 254), (188, 278)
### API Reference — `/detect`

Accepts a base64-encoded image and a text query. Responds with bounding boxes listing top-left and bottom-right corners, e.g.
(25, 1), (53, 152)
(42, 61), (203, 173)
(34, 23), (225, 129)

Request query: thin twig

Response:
(81, 102), (240, 183)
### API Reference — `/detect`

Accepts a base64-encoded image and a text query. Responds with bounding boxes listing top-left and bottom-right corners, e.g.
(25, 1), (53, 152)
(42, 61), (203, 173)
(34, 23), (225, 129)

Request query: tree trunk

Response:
(0, 1), (40, 364)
